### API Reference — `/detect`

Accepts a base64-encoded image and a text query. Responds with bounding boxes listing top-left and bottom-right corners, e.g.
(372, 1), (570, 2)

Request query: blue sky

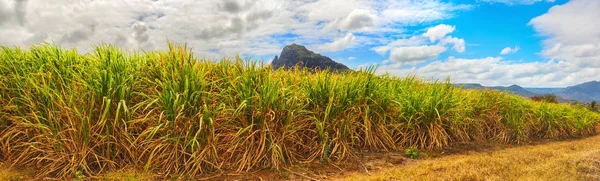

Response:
(322, 0), (566, 70)
(0, 0), (599, 87)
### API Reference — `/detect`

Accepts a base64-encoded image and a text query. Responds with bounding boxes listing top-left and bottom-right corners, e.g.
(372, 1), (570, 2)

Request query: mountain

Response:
(456, 81), (600, 103)
(556, 81), (600, 103)
(492, 84), (538, 97)
(524, 88), (564, 95)
(458, 83), (485, 89)
(456, 84), (537, 97)
(271, 44), (350, 71)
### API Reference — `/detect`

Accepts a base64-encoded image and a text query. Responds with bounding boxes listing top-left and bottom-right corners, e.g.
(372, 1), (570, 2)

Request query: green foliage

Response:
(404, 146), (419, 159)
(74, 170), (85, 180)
(0, 43), (598, 179)
(531, 94), (558, 103)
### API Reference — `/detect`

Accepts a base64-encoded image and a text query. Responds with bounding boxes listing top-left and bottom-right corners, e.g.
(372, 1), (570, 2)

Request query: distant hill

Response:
(524, 88), (564, 95)
(456, 84), (537, 97)
(556, 81), (600, 103)
(491, 84), (538, 98)
(456, 81), (600, 103)
(271, 44), (350, 71)
(458, 83), (485, 89)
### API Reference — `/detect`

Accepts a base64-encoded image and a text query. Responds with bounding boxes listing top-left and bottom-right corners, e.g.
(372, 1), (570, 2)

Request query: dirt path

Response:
(339, 135), (600, 181)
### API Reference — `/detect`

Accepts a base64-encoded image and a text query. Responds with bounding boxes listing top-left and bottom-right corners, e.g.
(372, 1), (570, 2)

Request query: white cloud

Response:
(529, 0), (600, 67)
(348, 56), (356, 60)
(388, 45), (447, 64)
(423, 24), (455, 42)
(500, 46), (520, 55)
(371, 36), (428, 56)
(374, 24), (465, 63)
(439, 36), (465, 53)
(479, 0), (554, 5)
(0, 0), (470, 58)
(379, 1), (472, 26)
(317, 33), (356, 52)
(131, 22), (150, 45)
(377, 56), (598, 87)
(0, 2), (10, 26)
(373, 46), (391, 56)
(219, 0), (243, 13)
(388, 36), (429, 47)
(337, 9), (375, 31)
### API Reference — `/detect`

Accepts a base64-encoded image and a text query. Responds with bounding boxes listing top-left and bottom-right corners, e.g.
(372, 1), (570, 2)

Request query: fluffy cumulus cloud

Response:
(0, 0), (470, 59)
(332, 9), (375, 31)
(439, 36), (465, 53)
(423, 24), (455, 42)
(529, 0), (600, 67)
(317, 33), (356, 52)
(389, 46), (447, 65)
(500, 46), (520, 55)
(373, 24), (465, 65)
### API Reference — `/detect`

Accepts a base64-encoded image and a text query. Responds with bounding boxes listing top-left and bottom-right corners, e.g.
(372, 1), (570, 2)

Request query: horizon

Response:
(0, 0), (598, 87)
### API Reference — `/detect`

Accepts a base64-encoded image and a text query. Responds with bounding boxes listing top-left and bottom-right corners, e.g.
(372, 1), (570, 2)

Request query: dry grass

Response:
(0, 162), (24, 181)
(100, 169), (154, 181)
(0, 171), (22, 181)
(0, 166), (154, 181)
(3, 136), (600, 180)
(341, 135), (600, 181)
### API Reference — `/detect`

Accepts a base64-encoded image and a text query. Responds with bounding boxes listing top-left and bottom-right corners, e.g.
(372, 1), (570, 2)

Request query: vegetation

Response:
(0, 43), (599, 179)
(404, 147), (419, 159)
(590, 101), (598, 112)
(530, 94), (558, 103)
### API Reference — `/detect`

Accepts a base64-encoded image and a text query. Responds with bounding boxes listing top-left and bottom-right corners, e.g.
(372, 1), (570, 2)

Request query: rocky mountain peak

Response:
(271, 44), (350, 71)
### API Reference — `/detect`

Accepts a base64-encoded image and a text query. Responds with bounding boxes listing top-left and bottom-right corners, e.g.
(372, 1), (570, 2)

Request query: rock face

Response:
(271, 44), (350, 71)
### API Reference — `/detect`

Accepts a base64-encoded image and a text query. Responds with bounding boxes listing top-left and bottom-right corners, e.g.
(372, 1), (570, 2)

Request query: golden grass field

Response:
(341, 135), (600, 181)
